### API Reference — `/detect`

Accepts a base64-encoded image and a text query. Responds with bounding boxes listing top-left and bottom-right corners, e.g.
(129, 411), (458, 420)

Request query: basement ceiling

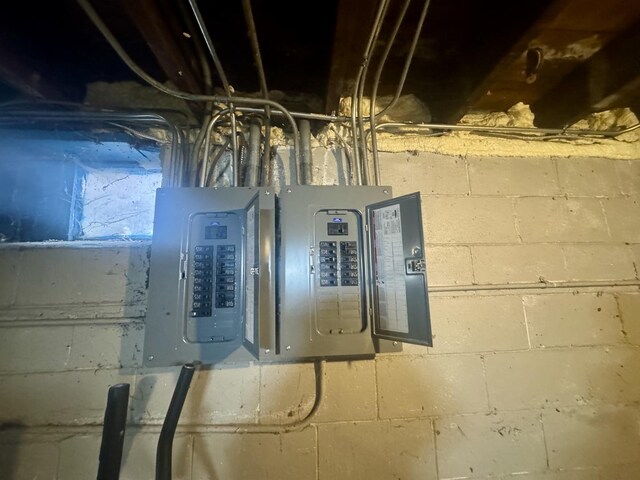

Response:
(1, 0), (639, 127)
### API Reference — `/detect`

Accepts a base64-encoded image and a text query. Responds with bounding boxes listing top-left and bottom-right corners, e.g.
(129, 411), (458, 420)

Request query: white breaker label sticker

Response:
(244, 204), (256, 344)
(373, 204), (409, 334)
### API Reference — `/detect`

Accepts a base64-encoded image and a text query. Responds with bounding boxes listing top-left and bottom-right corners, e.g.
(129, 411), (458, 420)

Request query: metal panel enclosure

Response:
(143, 187), (275, 367)
(367, 193), (432, 346)
(277, 186), (401, 360)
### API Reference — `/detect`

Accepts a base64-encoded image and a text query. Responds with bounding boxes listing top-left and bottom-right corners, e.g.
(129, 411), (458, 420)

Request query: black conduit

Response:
(156, 364), (196, 480)
(97, 383), (130, 480)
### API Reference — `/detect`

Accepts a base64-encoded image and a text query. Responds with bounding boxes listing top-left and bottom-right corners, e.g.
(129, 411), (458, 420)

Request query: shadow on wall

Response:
(0, 423), (26, 479)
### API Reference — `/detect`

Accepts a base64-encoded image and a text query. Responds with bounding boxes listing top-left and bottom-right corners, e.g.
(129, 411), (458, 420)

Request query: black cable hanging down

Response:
(97, 383), (130, 480)
(156, 364), (196, 480)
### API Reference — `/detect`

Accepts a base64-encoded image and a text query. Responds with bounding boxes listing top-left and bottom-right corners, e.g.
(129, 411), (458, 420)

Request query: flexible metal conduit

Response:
(77, 0), (301, 185)
(246, 119), (262, 186)
(299, 119), (313, 184)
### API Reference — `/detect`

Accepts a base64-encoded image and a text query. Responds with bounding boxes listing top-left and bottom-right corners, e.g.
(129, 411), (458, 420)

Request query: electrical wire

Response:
(371, 0), (432, 185)
(367, 0), (412, 186)
(374, 0), (432, 121)
(351, 0), (389, 185)
(76, 0), (301, 185)
(351, 0), (391, 186)
(241, 0), (272, 186)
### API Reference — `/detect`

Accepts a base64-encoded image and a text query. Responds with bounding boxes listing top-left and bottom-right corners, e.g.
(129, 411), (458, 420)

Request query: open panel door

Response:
(366, 192), (432, 346)
(242, 193), (260, 359)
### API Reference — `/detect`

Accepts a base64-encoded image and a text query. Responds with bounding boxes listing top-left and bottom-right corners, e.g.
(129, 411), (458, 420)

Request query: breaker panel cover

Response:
(367, 192), (432, 346)
(144, 187), (274, 367)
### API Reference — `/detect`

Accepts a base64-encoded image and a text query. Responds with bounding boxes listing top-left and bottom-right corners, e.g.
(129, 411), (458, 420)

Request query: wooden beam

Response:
(459, 0), (640, 122)
(120, 0), (205, 96)
(0, 45), (65, 100)
(325, 0), (378, 114)
(531, 22), (640, 127)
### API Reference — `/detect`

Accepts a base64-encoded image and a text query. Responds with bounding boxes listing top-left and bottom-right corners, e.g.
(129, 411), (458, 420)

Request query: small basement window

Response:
(0, 125), (164, 242)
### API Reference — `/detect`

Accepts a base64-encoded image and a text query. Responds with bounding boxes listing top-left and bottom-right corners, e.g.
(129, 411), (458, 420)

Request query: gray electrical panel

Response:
(144, 187), (275, 366)
(144, 186), (431, 367)
(277, 186), (431, 360)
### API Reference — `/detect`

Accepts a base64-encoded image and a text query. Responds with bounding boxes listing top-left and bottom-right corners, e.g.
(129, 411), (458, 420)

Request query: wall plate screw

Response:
(286, 345), (291, 351)
(265, 190), (270, 195)
(265, 349), (270, 353)
(393, 341), (398, 346)
(148, 355), (154, 361)
(286, 188), (292, 193)
(383, 189), (388, 194)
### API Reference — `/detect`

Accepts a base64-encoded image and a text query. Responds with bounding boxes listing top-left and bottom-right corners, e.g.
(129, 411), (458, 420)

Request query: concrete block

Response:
(423, 197), (518, 244)
(616, 159), (640, 196)
(523, 294), (623, 347)
(617, 294), (640, 345)
(376, 354), (488, 418)
(471, 244), (566, 284)
(192, 429), (316, 480)
(0, 439), (59, 480)
(379, 151), (468, 196)
(15, 245), (149, 306)
(563, 244), (637, 281)
(428, 295), (529, 353)
(468, 156), (559, 196)
(515, 197), (610, 243)
(318, 419), (436, 480)
(0, 368), (133, 425)
(556, 157), (623, 197)
(543, 405), (640, 469)
(484, 347), (640, 410)
(599, 462), (640, 479)
(58, 435), (101, 480)
(434, 411), (547, 478)
(0, 249), (20, 306)
(121, 433), (192, 480)
(131, 365), (260, 425)
(258, 362), (315, 424)
(70, 323), (144, 370)
(425, 245), (474, 286)
(0, 326), (72, 373)
(601, 197), (640, 243)
(59, 434), (191, 480)
(59, 432), (192, 480)
(314, 359), (377, 422)
(630, 244), (640, 273)
(496, 470), (600, 480)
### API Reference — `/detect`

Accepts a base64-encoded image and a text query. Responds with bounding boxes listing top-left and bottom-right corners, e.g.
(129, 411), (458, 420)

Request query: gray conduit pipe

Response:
(245, 120), (262, 187)
(4, 361), (326, 435)
(299, 119), (313, 185)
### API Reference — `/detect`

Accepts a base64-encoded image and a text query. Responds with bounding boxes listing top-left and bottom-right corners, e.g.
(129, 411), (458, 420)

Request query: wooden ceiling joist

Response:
(531, 21), (640, 128)
(459, 0), (640, 123)
(0, 45), (65, 100)
(120, 0), (205, 96)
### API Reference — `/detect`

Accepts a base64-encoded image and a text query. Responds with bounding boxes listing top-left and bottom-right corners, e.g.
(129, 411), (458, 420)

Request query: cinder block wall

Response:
(1, 152), (639, 480)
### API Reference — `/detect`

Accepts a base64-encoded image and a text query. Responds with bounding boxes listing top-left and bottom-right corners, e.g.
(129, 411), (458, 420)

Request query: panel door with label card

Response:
(277, 186), (431, 361)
